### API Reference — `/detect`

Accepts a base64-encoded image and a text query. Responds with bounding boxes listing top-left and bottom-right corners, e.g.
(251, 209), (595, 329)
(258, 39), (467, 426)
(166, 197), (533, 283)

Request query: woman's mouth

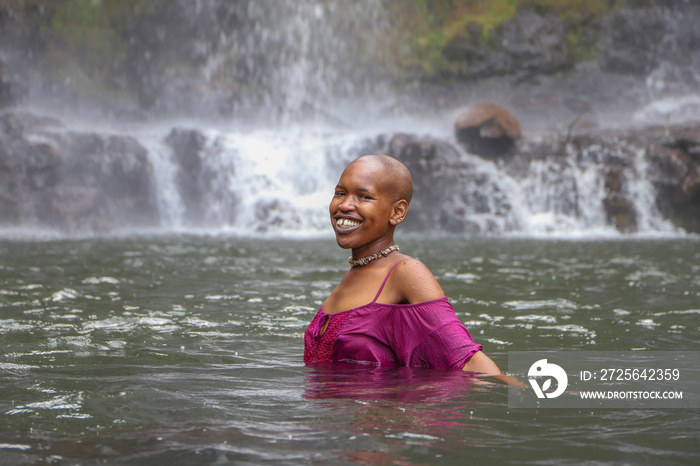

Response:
(335, 218), (362, 230)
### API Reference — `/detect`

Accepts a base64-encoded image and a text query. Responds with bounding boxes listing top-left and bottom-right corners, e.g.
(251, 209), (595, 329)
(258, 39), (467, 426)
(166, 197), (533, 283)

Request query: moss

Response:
(393, 0), (660, 81)
(392, 0), (520, 74)
(565, 26), (596, 62)
(38, 0), (154, 103)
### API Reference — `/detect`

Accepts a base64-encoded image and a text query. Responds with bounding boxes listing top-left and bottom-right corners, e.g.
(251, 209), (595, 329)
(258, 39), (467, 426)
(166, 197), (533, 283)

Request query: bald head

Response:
(347, 155), (413, 205)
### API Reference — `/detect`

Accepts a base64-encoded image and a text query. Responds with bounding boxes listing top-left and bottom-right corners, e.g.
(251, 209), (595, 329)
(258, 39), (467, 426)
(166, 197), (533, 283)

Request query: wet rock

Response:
(0, 111), (160, 232)
(0, 57), (20, 108)
(603, 192), (637, 233)
(494, 11), (572, 78)
(597, 7), (700, 76)
(385, 132), (490, 232)
(165, 127), (209, 224)
(164, 127), (238, 226)
(442, 11), (572, 80)
(648, 125), (700, 232)
(603, 164), (638, 233)
(454, 104), (521, 158)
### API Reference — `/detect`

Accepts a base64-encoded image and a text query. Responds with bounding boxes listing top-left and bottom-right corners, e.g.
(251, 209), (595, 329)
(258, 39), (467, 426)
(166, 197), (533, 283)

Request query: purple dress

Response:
(304, 261), (482, 370)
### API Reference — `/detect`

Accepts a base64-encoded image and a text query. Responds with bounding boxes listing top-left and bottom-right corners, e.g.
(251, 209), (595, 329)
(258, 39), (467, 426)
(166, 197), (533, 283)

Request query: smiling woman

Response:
(304, 155), (501, 375)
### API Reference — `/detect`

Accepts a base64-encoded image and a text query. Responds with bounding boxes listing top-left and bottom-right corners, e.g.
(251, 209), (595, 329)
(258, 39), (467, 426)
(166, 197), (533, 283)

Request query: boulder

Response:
(648, 125), (700, 232)
(0, 57), (19, 108)
(164, 127), (238, 226)
(597, 7), (685, 75)
(0, 111), (160, 232)
(164, 127), (208, 224)
(442, 11), (572, 80)
(454, 103), (521, 158)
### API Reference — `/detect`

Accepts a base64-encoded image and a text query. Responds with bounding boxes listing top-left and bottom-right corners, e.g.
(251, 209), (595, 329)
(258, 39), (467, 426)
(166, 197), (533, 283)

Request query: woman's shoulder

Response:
(391, 256), (432, 277)
(389, 256), (445, 303)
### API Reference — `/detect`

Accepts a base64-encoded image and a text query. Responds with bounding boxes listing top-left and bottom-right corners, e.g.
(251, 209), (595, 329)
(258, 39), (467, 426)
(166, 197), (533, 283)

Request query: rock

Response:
(493, 11), (572, 78)
(597, 9), (665, 75)
(164, 127), (208, 224)
(164, 127), (238, 226)
(648, 125), (700, 232)
(0, 57), (20, 108)
(603, 163), (638, 233)
(454, 103), (521, 158)
(597, 7), (697, 76)
(0, 111), (160, 232)
(441, 12), (572, 80)
(386, 132), (460, 231)
(603, 192), (637, 233)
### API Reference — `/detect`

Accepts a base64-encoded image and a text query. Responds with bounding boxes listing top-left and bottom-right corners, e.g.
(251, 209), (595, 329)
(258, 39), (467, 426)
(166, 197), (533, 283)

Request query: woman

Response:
(304, 154), (501, 375)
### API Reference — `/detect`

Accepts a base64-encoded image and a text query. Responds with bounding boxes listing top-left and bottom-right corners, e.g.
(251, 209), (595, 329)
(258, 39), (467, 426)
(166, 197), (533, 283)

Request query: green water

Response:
(1, 235), (699, 464)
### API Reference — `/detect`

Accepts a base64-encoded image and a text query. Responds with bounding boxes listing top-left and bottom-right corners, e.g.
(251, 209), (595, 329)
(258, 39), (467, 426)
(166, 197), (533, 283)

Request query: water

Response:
(63, 122), (681, 237)
(1, 235), (699, 464)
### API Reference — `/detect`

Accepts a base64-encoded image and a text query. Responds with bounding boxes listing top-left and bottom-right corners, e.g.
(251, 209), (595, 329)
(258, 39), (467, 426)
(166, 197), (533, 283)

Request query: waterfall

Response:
(142, 127), (359, 235)
(1, 1), (698, 237)
(130, 125), (679, 238)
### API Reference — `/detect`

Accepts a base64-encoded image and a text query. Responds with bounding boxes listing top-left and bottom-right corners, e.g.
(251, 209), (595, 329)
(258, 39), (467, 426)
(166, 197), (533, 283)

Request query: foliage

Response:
(391, 0), (657, 77)
(1, 0), (662, 103)
(14, 0), (154, 102)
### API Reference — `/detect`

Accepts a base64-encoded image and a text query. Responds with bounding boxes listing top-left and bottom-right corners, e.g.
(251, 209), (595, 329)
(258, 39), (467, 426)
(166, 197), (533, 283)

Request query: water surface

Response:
(1, 236), (698, 464)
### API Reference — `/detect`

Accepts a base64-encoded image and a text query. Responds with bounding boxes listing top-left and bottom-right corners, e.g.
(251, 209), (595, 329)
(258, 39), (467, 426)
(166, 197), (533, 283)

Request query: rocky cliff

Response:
(1, 109), (697, 234)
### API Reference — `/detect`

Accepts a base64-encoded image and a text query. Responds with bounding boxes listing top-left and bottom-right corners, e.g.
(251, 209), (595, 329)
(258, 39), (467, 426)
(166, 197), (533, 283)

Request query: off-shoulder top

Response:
(304, 261), (482, 370)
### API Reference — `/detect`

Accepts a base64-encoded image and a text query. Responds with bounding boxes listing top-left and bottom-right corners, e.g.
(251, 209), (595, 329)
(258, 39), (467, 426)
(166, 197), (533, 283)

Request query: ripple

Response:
(49, 288), (80, 302)
(485, 338), (512, 346)
(652, 309), (700, 316)
(0, 320), (35, 333)
(82, 317), (136, 332)
(503, 299), (578, 312)
(636, 318), (659, 328)
(514, 314), (558, 324)
(0, 443), (32, 451)
(26, 393), (83, 410)
(138, 317), (173, 326)
(181, 317), (219, 328)
(0, 362), (39, 370)
(81, 276), (120, 285)
(539, 324), (597, 339)
(442, 272), (480, 283)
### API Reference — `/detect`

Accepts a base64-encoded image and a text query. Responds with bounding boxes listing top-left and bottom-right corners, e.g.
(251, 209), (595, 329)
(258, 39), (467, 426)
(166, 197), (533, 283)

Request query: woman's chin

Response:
(334, 236), (354, 250)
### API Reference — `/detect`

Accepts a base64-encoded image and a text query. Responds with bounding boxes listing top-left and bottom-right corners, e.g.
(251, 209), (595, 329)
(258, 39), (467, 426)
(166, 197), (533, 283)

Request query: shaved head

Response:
(347, 155), (413, 205)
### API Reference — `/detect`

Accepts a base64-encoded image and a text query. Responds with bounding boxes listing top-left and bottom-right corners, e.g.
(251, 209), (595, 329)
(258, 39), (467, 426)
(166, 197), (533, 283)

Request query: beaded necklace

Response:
(348, 244), (399, 268)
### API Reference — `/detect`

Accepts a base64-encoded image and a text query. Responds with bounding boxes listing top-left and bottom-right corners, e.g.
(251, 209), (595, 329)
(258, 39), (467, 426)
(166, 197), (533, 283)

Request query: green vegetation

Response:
(1, 0), (154, 103)
(391, 0), (657, 78)
(0, 0), (661, 102)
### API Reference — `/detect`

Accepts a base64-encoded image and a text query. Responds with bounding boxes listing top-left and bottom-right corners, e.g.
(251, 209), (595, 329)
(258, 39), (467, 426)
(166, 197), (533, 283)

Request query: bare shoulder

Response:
(389, 257), (445, 303)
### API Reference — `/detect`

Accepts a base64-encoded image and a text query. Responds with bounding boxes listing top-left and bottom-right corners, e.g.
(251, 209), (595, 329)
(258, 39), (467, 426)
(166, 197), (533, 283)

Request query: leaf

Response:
(542, 378), (552, 392)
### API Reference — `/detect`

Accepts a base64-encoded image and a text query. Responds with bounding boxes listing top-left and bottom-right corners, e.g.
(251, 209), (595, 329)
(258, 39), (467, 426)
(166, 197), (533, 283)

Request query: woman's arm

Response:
(462, 351), (501, 375)
(464, 352), (529, 387)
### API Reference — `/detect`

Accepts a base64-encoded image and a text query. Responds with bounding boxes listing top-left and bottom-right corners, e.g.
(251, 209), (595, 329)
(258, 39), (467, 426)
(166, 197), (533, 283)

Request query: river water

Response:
(1, 234), (698, 464)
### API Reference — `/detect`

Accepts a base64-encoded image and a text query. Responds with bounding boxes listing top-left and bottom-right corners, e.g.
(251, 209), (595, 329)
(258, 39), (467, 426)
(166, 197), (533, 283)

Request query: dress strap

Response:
(371, 260), (406, 303)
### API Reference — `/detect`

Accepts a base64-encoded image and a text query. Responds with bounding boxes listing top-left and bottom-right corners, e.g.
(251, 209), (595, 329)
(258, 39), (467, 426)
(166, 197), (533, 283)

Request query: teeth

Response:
(336, 218), (361, 229)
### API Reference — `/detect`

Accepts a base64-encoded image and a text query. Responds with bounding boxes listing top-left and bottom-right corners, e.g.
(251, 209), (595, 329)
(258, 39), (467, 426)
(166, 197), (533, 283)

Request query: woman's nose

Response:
(338, 195), (356, 211)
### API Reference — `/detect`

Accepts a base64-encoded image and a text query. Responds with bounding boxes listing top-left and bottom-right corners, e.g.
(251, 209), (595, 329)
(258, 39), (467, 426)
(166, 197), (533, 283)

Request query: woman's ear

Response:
(389, 199), (409, 226)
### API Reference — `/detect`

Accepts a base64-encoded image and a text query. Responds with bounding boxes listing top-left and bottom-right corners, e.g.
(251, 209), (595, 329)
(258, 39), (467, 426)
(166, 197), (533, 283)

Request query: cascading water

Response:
(131, 125), (678, 237)
(132, 0), (398, 126)
(151, 128), (350, 234)
(0, 1), (698, 237)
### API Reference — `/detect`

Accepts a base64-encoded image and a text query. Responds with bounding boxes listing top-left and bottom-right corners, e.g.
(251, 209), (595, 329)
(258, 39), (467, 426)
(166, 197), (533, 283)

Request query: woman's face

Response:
(329, 160), (397, 253)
